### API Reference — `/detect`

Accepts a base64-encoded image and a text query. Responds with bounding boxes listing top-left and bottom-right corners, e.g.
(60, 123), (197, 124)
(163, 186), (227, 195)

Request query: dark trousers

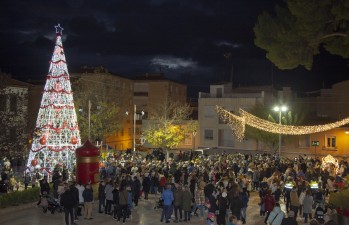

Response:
(99, 197), (105, 212)
(161, 205), (172, 221)
(303, 213), (312, 223)
(113, 205), (120, 219)
(144, 191), (149, 199)
(217, 210), (227, 225)
(291, 205), (299, 219)
(184, 210), (191, 221)
(105, 200), (113, 213)
(134, 193), (140, 206)
(118, 204), (128, 222)
(264, 211), (271, 223)
(174, 205), (183, 220)
(73, 204), (78, 219)
(64, 207), (74, 225)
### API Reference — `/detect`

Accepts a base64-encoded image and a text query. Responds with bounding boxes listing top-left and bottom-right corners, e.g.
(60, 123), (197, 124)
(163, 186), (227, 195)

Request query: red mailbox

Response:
(75, 140), (100, 184)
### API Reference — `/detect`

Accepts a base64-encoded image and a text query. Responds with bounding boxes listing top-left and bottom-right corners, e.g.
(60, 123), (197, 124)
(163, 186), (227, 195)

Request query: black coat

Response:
(98, 183), (106, 199)
(60, 190), (77, 208)
(112, 189), (120, 205)
(142, 177), (151, 193)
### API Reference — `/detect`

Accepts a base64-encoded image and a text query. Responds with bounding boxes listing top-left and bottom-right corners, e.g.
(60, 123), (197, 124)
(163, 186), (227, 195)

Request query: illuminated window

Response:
(325, 135), (336, 148)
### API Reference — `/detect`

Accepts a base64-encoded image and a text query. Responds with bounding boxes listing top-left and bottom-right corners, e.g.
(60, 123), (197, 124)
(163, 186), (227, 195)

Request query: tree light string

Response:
(216, 106), (349, 141)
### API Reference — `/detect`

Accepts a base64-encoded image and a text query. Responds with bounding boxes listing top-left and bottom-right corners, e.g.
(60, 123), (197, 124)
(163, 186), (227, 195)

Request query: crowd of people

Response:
(3, 151), (349, 225)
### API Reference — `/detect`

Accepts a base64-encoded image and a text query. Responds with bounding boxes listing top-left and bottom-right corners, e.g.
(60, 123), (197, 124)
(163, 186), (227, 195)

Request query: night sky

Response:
(1, 0), (348, 97)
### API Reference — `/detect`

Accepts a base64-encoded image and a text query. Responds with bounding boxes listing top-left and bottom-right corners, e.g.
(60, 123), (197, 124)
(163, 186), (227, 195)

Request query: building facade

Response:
(198, 82), (270, 153)
(71, 66), (134, 151)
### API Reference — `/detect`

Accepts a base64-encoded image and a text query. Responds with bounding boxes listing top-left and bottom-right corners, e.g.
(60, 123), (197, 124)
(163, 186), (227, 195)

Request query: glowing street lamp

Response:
(274, 105), (288, 157)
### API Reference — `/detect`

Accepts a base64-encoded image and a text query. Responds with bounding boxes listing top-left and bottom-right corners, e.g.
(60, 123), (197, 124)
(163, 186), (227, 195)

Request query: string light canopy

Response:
(216, 105), (349, 141)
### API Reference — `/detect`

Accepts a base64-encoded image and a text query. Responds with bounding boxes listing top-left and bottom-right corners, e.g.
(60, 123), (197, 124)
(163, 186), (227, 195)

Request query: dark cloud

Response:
(0, 0), (348, 97)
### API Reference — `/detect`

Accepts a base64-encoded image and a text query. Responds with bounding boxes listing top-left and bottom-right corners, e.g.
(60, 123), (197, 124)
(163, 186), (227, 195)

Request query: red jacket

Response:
(264, 194), (275, 212)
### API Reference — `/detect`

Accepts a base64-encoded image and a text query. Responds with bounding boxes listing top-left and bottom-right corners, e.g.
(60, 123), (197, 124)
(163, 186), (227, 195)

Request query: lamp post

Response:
(273, 105), (287, 157)
(127, 105), (144, 152)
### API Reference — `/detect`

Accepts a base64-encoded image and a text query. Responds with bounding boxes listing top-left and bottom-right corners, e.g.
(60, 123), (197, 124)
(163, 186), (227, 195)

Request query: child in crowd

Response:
(228, 215), (238, 225)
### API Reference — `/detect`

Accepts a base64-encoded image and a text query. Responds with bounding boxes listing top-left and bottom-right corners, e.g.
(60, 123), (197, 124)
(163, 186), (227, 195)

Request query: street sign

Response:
(312, 141), (319, 146)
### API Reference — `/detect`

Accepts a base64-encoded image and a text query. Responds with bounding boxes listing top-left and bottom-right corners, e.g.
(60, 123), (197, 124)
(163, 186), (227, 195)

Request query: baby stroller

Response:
(315, 203), (325, 224)
(43, 194), (62, 214)
(154, 197), (164, 210)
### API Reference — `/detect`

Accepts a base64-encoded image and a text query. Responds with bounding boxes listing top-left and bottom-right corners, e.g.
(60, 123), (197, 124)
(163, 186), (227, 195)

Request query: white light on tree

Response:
(26, 24), (81, 176)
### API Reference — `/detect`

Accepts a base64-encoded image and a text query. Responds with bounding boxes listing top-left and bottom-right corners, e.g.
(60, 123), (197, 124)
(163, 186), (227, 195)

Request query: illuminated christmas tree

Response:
(26, 24), (81, 176)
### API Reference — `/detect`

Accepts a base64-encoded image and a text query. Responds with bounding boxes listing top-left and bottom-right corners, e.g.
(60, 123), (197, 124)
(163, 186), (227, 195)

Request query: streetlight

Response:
(126, 105), (144, 152)
(274, 105), (288, 157)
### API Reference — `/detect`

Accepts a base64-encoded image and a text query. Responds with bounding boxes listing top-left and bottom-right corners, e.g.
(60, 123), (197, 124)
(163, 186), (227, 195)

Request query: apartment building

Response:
(198, 82), (270, 153)
(71, 66), (134, 151)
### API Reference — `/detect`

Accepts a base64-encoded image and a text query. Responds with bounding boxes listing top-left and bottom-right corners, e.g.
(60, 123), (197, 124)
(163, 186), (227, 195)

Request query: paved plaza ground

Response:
(0, 191), (309, 225)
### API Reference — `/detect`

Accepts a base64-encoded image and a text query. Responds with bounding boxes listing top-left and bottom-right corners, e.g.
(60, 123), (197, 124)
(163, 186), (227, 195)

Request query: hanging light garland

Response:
(216, 106), (349, 141)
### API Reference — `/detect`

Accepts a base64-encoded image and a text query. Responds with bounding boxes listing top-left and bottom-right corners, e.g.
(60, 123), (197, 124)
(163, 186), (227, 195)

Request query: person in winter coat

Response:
(264, 190), (276, 223)
(290, 186), (300, 220)
(161, 184), (174, 223)
(142, 173), (151, 200)
(159, 174), (166, 193)
(112, 183), (120, 220)
(75, 181), (85, 216)
(302, 190), (314, 223)
(194, 181), (206, 219)
(61, 184), (78, 225)
(82, 184), (94, 220)
(204, 180), (215, 199)
(229, 190), (243, 220)
(181, 185), (193, 222)
(104, 180), (114, 214)
(118, 184), (130, 223)
(298, 188), (306, 216)
(173, 183), (183, 222)
(69, 182), (80, 221)
(267, 203), (285, 225)
(240, 188), (249, 224)
(133, 176), (141, 206)
(97, 180), (106, 213)
(259, 185), (268, 216)
(217, 191), (228, 225)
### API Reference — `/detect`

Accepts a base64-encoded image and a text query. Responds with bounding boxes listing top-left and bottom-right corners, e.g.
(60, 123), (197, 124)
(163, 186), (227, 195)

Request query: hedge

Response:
(0, 187), (40, 208)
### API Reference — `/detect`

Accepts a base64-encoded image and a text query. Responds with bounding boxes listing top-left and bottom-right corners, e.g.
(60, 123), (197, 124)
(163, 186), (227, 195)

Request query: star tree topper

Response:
(55, 23), (64, 34)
